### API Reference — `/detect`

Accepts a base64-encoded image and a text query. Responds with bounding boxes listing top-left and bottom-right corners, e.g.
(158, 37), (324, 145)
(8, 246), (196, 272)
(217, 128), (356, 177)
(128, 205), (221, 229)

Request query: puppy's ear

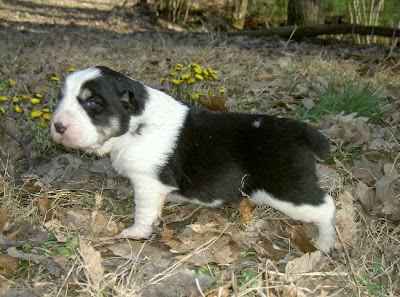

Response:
(117, 76), (148, 116)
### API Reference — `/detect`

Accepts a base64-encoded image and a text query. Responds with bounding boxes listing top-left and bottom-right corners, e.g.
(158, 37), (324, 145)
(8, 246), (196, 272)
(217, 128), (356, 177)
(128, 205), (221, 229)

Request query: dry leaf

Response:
(282, 283), (308, 297)
(205, 281), (232, 297)
(256, 233), (287, 261)
(199, 96), (228, 111)
(162, 222), (174, 239)
(287, 225), (317, 253)
(285, 251), (323, 282)
(38, 197), (53, 221)
(0, 255), (18, 278)
(90, 210), (118, 236)
(79, 239), (104, 287)
(334, 191), (358, 249)
(239, 200), (255, 224)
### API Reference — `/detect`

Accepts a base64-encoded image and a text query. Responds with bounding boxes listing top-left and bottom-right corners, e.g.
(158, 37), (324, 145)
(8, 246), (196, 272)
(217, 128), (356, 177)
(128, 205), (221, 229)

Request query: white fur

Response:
(51, 68), (104, 151)
(252, 119), (262, 128)
(101, 87), (190, 239)
(250, 190), (336, 252)
(168, 193), (224, 207)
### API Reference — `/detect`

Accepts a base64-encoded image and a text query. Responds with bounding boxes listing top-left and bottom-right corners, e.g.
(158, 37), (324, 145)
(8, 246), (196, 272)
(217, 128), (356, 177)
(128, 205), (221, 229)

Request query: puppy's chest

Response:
(109, 132), (176, 178)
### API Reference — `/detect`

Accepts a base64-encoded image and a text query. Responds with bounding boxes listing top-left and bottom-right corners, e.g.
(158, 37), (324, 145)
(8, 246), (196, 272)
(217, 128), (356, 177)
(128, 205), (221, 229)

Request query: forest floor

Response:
(0, 1), (399, 296)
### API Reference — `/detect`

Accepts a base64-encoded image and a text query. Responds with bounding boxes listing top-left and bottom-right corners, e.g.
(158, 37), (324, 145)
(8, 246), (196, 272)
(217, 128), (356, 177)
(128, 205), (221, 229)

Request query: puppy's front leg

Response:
(118, 183), (169, 239)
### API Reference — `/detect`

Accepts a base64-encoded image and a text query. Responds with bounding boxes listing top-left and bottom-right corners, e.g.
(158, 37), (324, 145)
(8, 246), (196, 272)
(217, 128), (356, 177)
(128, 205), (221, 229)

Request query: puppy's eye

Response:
(84, 98), (100, 109)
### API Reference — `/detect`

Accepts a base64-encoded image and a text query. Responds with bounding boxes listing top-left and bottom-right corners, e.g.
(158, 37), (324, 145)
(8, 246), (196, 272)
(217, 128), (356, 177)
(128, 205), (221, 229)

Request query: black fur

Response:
(159, 108), (329, 206)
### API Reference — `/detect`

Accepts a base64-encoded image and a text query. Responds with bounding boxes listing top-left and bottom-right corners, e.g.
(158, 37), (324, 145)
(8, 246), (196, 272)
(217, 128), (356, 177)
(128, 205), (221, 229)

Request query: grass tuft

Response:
(297, 80), (384, 123)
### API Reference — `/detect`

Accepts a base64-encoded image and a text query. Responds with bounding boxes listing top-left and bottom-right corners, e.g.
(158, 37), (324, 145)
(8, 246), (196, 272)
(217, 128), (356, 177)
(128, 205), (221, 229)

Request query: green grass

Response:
(296, 80), (384, 123)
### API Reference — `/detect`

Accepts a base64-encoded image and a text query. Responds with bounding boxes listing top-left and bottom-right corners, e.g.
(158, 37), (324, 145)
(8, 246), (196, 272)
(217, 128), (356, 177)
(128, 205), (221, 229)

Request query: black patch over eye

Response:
(79, 96), (104, 114)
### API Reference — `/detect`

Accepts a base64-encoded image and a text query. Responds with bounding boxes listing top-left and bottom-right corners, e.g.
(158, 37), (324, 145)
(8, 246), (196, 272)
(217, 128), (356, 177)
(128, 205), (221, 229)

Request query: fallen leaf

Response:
(239, 200), (255, 224)
(287, 225), (317, 253)
(256, 233), (287, 261)
(199, 96), (228, 111)
(78, 239), (104, 287)
(90, 210), (118, 236)
(162, 222), (174, 239)
(334, 191), (359, 250)
(38, 197), (53, 221)
(205, 281), (232, 297)
(0, 255), (18, 278)
(285, 251), (323, 282)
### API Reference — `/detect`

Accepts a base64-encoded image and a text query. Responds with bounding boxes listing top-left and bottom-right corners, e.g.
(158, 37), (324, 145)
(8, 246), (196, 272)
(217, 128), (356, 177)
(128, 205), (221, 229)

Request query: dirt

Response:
(0, 1), (399, 297)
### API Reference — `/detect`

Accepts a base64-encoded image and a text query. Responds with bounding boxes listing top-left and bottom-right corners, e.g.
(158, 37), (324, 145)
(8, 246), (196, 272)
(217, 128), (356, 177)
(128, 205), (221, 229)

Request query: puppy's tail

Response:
(303, 124), (330, 160)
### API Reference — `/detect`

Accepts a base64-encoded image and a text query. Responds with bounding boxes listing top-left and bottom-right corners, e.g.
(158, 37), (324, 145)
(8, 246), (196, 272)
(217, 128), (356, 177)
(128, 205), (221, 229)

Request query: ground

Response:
(0, 1), (399, 297)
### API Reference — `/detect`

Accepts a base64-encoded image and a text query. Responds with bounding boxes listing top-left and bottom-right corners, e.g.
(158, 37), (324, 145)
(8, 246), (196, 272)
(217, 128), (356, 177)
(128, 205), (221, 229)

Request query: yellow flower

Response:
(14, 105), (23, 113)
(0, 107), (5, 114)
(169, 71), (179, 77)
(159, 77), (166, 85)
(181, 72), (191, 80)
(203, 69), (209, 76)
(12, 96), (19, 103)
(0, 87), (3, 92)
(186, 78), (196, 84)
(21, 94), (30, 100)
(42, 108), (50, 113)
(207, 68), (217, 74)
(191, 93), (200, 100)
(68, 68), (76, 72)
(0, 96), (8, 102)
(190, 62), (199, 68)
(42, 113), (52, 120)
(30, 110), (43, 118)
(8, 79), (16, 87)
(30, 98), (40, 105)
(171, 79), (183, 86)
(51, 76), (60, 82)
(175, 63), (184, 71)
(193, 66), (202, 74)
(35, 93), (43, 98)
(211, 74), (218, 80)
(218, 88), (227, 93)
(40, 119), (47, 127)
(195, 74), (204, 80)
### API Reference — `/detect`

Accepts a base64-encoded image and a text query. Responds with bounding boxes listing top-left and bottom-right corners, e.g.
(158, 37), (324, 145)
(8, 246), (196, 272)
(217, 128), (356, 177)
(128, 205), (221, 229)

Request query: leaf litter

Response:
(0, 1), (400, 296)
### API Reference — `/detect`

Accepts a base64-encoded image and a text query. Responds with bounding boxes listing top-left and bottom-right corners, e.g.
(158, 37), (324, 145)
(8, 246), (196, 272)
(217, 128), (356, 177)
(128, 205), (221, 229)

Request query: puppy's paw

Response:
(116, 225), (153, 240)
(315, 235), (335, 253)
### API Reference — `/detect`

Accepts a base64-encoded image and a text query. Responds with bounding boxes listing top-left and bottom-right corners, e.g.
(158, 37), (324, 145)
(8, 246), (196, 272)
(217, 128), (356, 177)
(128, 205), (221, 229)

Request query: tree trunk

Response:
(231, 0), (248, 30)
(287, 0), (325, 25)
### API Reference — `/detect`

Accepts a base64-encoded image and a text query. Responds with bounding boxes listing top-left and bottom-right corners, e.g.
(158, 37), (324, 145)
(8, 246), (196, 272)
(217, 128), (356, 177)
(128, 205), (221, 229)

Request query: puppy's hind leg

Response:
(251, 191), (336, 253)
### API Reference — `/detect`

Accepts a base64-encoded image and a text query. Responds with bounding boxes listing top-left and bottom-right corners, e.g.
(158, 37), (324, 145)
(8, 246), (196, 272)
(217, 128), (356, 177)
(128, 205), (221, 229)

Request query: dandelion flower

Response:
(211, 74), (218, 80)
(8, 79), (16, 87)
(218, 88), (227, 93)
(190, 62), (199, 68)
(193, 66), (202, 74)
(191, 93), (200, 100)
(0, 96), (8, 102)
(0, 107), (5, 114)
(195, 74), (204, 80)
(42, 108), (50, 113)
(30, 98), (40, 105)
(171, 79), (183, 86)
(14, 105), (23, 113)
(42, 113), (52, 120)
(68, 68), (76, 72)
(186, 78), (196, 84)
(175, 63), (184, 71)
(159, 77), (166, 85)
(203, 69), (209, 76)
(35, 93), (43, 98)
(51, 76), (60, 82)
(40, 119), (47, 127)
(169, 71), (179, 77)
(182, 72), (191, 80)
(21, 94), (30, 100)
(30, 110), (43, 118)
(12, 97), (19, 103)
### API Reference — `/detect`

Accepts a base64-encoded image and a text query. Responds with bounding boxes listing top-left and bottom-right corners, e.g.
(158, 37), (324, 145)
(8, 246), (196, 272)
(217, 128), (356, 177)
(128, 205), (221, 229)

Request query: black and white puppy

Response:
(50, 66), (336, 252)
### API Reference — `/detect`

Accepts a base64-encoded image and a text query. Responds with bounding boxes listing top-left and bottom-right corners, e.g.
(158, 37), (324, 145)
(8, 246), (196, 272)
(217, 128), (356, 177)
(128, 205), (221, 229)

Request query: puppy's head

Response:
(50, 66), (147, 152)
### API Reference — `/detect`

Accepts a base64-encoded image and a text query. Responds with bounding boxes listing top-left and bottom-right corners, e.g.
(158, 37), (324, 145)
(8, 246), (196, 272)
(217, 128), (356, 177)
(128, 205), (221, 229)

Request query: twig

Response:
(0, 124), (34, 171)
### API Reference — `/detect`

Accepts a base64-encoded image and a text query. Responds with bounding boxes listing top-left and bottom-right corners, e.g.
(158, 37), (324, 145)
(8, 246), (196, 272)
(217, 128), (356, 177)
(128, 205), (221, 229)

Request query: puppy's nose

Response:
(54, 122), (67, 134)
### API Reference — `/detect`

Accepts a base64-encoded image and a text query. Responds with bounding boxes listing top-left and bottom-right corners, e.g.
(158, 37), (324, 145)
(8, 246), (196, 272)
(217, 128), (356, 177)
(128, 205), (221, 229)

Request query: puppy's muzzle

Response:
(54, 122), (67, 134)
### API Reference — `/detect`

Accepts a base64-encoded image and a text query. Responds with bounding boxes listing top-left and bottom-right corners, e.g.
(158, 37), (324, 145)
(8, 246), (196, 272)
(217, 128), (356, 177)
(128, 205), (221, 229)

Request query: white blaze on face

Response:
(50, 68), (103, 151)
